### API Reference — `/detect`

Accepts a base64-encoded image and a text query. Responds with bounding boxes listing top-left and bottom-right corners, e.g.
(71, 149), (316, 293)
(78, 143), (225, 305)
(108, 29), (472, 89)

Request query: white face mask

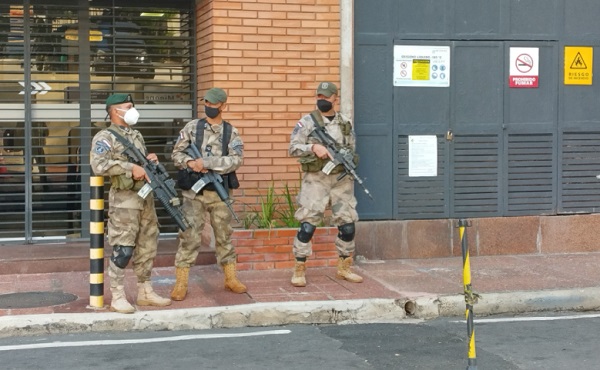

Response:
(116, 107), (140, 125)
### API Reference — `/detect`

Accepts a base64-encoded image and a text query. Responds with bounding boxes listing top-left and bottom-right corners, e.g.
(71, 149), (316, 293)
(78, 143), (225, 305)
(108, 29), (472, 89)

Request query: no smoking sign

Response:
(515, 54), (533, 73)
(509, 47), (539, 88)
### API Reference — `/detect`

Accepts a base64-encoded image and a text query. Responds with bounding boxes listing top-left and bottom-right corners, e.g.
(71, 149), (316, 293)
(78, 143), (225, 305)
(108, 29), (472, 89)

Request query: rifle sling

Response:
(309, 110), (336, 145)
(107, 127), (147, 163)
(194, 118), (232, 156)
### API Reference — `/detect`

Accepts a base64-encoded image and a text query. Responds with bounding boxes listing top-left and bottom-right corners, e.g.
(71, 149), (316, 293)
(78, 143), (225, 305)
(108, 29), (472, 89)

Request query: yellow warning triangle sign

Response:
(570, 52), (587, 69)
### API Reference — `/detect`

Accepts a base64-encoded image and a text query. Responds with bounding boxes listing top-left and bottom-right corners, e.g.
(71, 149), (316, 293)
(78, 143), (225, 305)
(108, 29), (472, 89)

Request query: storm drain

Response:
(0, 292), (77, 309)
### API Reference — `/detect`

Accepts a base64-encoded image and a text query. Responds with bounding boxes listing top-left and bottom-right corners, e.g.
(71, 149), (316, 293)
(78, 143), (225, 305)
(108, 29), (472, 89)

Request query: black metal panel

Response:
(451, 134), (500, 217)
(354, 30), (394, 219)
(453, 0), (502, 36)
(560, 132), (600, 213)
(397, 135), (448, 219)
(565, 0), (600, 39)
(508, 0), (560, 37)
(396, 0), (447, 38)
(354, 0), (600, 220)
(355, 0), (394, 34)
(507, 133), (555, 214)
(453, 42), (504, 128)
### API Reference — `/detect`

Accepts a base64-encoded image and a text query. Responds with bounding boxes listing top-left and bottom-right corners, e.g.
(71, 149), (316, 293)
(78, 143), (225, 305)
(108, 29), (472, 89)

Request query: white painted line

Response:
(0, 329), (291, 352)
(452, 313), (600, 324)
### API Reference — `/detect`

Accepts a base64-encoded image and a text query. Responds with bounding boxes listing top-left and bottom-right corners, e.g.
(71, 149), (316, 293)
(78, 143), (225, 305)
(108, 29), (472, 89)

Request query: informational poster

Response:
(564, 46), (593, 85)
(408, 135), (438, 177)
(394, 45), (450, 87)
(509, 47), (539, 88)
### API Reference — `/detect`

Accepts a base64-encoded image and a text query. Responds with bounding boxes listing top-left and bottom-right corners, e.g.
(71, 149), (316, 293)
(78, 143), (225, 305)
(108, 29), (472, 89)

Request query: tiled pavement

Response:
(2, 253), (600, 317)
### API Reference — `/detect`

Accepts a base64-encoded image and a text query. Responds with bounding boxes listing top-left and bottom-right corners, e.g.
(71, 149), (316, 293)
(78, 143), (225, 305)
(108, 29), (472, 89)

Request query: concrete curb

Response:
(0, 298), (413, 338)
(414, 287), (600, 319)
(2, 288), (600, 337)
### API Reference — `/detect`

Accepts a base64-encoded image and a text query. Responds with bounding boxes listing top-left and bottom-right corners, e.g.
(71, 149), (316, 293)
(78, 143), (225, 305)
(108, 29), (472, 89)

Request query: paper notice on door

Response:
(408, 135), (437, 177)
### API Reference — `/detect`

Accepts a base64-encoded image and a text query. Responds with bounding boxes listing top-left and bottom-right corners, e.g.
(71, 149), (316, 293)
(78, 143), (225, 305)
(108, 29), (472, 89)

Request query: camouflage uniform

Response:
(289, 111), (359, 258)
(171, 119), (244, 267)
(90, 124), (159, 283)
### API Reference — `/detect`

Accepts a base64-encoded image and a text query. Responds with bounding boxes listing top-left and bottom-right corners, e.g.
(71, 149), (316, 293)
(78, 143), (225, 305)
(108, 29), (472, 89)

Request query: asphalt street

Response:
(1, 312), (599, 369)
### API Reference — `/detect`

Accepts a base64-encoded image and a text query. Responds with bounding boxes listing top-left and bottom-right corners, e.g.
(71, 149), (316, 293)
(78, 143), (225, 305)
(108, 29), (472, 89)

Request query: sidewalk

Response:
(2, 253), (600, 337)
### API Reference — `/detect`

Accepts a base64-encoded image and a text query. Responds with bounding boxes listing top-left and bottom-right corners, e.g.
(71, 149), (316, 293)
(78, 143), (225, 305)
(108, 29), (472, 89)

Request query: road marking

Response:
(452, 313), (600, 324)
(0, 329), (291, 352)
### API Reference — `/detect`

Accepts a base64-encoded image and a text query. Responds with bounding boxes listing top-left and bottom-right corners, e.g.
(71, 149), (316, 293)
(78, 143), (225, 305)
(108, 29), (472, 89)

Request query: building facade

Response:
(3, 0), (600, 259)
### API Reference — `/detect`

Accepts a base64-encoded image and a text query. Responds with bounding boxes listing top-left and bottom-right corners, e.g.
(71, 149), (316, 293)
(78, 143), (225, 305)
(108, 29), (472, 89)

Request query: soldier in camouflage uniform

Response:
(170, 88), (246, 301)
(288, 82), (363, 287)
(90, 93), (171, 313)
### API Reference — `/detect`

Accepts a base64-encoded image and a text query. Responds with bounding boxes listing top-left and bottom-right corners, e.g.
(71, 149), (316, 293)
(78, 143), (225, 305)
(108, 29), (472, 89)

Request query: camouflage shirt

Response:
(289, 110), (356, 158)
(172, 119), (244, 199)
(90, 123), (150, 210)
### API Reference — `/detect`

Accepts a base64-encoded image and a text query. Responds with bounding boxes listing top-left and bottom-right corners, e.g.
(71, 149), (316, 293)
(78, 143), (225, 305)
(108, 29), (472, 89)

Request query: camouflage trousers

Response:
(293, 171), (359, 258)
(175, 190), (236, 267)
(107, 197), (159, 283)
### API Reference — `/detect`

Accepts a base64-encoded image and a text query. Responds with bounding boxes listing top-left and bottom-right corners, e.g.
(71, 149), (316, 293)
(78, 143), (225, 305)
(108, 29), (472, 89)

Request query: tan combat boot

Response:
(171, 267), (190, 301)
(108, 261), (135, 314)
(137, 281), (172, 307)
(223, 262), (247, 294)
(336, 256), (363, 283)
(110, 287), (136, 314)
(291, 261), (307, 287)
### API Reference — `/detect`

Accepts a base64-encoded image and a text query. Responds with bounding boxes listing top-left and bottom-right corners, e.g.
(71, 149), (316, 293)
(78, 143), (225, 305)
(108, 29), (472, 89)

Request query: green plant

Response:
(252, 182), (279, 229)
(242, 213), (257, 230)
(277, 182), (300, 228)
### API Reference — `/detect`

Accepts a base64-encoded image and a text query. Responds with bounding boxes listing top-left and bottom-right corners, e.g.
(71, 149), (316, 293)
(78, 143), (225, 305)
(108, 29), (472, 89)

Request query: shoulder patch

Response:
(94, 139), (111, 155)
(231, 138), (243, 156)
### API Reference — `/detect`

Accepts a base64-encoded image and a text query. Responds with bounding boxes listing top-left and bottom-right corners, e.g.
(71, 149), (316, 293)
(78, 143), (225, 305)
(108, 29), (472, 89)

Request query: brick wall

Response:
(195, 0), (341, 216)
(233, 227), (339, 270)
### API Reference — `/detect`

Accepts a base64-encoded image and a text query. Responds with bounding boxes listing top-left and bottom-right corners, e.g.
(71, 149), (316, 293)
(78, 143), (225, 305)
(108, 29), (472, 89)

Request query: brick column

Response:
(195, 0), (342, 196)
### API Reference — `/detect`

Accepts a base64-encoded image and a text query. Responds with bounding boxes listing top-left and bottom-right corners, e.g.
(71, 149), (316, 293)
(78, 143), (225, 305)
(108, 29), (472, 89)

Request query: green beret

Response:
(204, 88), (227, 104)
(105, 93), (134, 111)
(316, 82), (338, 97)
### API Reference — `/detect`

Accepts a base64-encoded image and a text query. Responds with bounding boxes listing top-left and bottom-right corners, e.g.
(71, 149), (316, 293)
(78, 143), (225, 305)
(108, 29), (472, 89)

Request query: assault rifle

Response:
(186, 143), (240, 222)
(110, 129), (189, 231)
(309, 112), (373, 200)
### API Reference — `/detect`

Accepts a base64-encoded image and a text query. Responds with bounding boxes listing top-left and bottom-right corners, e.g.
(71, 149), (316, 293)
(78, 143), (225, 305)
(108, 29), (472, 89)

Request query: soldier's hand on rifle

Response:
(146, 153), (158, 163)
(311, 143), (332, 160)
(187, 158), (206, 173)
(132, 164), (151, 183)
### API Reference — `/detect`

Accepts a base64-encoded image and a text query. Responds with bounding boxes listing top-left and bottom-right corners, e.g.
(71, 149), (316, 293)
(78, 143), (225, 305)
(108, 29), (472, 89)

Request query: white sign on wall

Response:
(509, 47), (539, 88)
(408, 135), (438, 177)
(394, 45), (451, 87)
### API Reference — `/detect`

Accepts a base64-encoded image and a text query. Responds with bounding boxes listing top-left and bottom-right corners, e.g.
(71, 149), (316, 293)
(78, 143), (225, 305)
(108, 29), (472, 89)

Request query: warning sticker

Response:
(509, 47), (539, 88)
(393, 45), (450, 87)
(412, 59), (431, 80)
(564, 47), (593, 85)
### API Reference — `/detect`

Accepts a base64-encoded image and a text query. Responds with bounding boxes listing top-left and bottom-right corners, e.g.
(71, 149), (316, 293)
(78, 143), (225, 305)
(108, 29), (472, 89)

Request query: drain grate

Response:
(0, 292), (78, 309)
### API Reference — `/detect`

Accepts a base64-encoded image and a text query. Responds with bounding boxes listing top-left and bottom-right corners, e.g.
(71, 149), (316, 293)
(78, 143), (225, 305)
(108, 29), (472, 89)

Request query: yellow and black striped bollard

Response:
(458, 219), (479, 370)
(89, 176), (105, 309)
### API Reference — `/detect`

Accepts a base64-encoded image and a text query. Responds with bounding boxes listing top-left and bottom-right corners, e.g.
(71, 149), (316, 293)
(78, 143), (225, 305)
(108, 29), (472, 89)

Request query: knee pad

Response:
(111, 245), (134, 269)
(337, 223), (355, 242)
(297, 222), (317, 243)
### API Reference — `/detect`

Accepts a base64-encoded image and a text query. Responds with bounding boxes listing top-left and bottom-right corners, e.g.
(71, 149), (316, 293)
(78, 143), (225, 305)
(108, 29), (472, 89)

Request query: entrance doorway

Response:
(0, 1), (195, 242)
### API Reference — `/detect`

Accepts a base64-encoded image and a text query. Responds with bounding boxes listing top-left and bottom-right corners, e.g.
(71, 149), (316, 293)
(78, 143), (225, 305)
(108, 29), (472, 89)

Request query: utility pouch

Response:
(226, 171), (240, 189)
(111, 175), (132, 190)
(298, 154), (325, 172)
(177, 169), (199, 190)
(340, 120), (352, 136)
(111, 174), (145, 191)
